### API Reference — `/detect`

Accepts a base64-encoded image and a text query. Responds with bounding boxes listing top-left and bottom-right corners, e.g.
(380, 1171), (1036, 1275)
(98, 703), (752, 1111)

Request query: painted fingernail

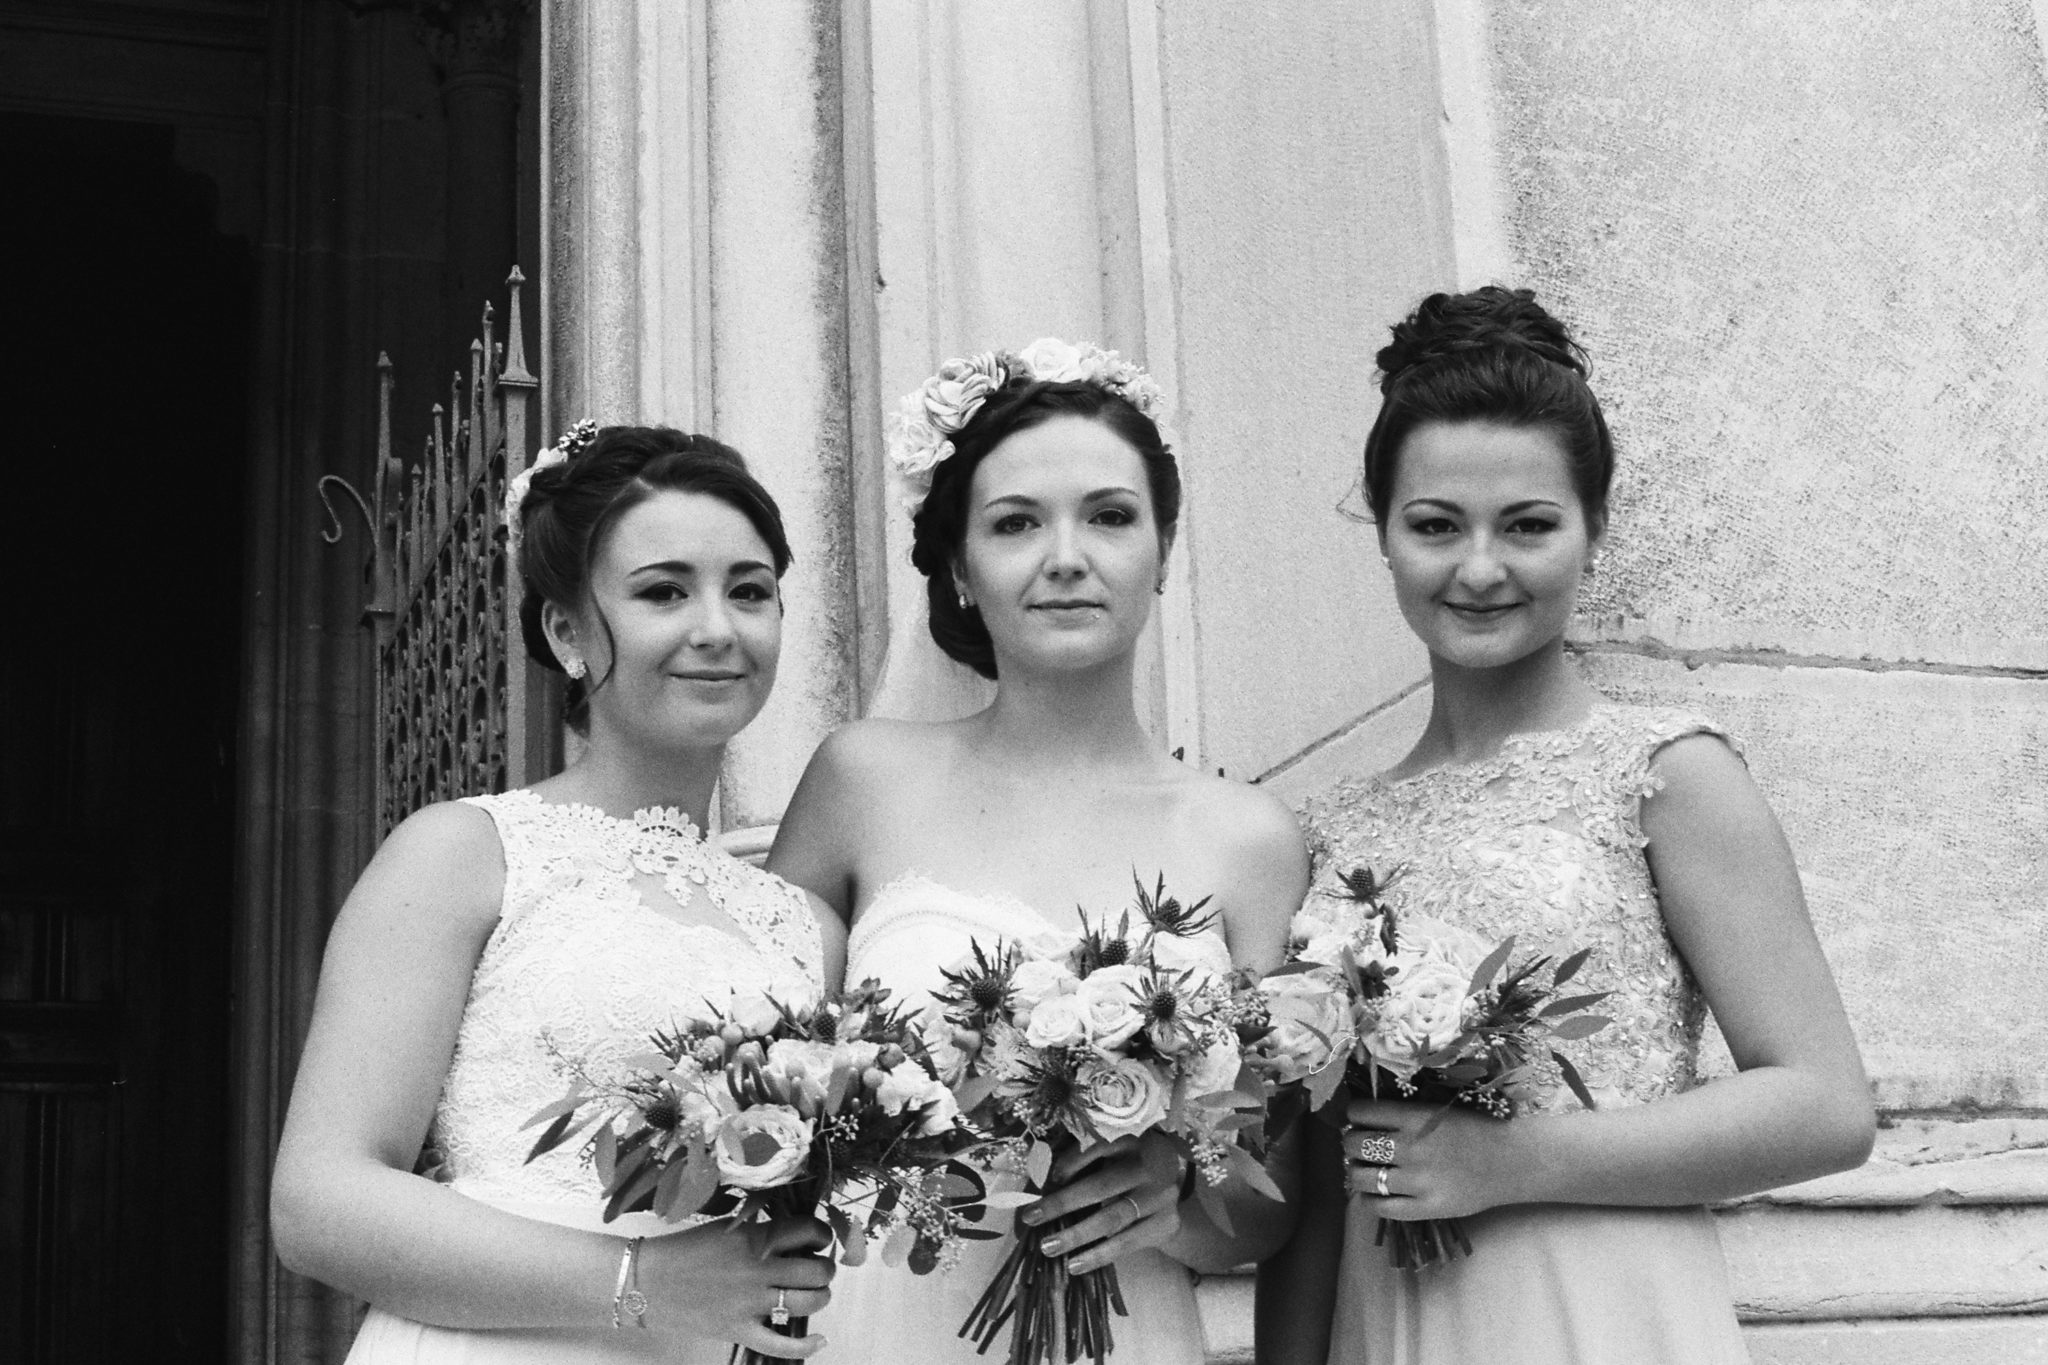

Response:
(1069, 1254), (1097, 1274)
(1040, 1236), (1064, 1255)
(1019, 1207), (1043, 1226)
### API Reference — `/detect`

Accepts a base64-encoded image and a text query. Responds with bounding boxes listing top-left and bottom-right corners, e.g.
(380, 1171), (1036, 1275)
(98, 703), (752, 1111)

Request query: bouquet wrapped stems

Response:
(731, 1174), (826, 1365)
(1373, 1205), (1474, 1270)
(960, 1137), (1127, 1365)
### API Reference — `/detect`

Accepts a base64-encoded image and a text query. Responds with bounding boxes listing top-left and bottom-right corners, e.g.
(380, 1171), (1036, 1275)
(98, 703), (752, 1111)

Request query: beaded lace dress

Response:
(346, 790), (826, 1365)
(1298, 703), (1749, 1365)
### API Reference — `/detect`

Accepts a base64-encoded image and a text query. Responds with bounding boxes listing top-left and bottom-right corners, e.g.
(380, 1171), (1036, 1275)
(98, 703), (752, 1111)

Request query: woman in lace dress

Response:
(768, 342), (1309, 1364)
(1256, 289), (1875, 1365)
(272, 427), (846, 1363)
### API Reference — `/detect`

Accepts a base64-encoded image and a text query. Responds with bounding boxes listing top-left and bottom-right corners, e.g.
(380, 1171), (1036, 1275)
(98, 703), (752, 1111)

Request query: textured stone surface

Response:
(1156, 4), (1440, 779)
(1737, 1116), (2048, 1208)
(1746, 1314), (2048, 1364)
(1719, 1202), (2048, 1319)
(1578, 651), (2048, 1108)
(1484, 1), (2048, 669)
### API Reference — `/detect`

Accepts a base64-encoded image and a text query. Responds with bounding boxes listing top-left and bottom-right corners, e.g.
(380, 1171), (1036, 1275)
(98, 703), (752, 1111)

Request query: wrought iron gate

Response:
(322, 268), (558, 834)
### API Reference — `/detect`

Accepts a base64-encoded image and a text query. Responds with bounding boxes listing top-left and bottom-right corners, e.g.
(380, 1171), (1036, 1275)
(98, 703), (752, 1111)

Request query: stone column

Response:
(539, 0), (859, 828)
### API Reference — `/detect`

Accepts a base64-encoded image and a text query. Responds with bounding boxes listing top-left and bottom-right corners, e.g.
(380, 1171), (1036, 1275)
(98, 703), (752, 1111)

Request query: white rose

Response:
(1024, 993), (1090, 1049)
(1075, 965), (1148, 1052)
(1258, 970), (1354, 1083)
(874, 1060), (946, 1116)
(1076, 1057), (1171, 1143)
(1395, 917), (1489, 970)
(916, 1000), (971, 1084)
(1183, 1037), (1244, 1100)
(676, 1084), (737, 1142)
(914, 1083), (961, 1136)
(1015, 337), (1086, 381)
(1364, 958), (1474, 1077)
(1146, 930), (1231, 985)
(725, 990), (785, 1037)
(764, 1039), (838, 1089)
(712, 1105), (812, 1189)
(1010, 958), (1080, 1019)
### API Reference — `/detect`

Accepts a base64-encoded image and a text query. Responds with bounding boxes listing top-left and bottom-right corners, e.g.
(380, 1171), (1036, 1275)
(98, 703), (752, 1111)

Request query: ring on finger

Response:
(769, 1288), (791, 1327)
(1118, 1193), (1143, 1228)
(1353, 1131), (1397, 1167)
(1374, 1165), (1391, 1198)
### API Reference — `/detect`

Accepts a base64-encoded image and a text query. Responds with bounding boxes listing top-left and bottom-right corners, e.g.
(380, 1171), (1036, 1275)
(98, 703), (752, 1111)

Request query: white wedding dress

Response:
(344, 790), (826, 1365)
(822, 872), (1222, 1365)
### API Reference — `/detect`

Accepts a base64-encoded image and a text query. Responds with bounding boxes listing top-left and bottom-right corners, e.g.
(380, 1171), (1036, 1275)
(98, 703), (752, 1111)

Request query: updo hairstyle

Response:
(514, 425), (793, 727)
(910, 381), (1180, 680)
(1362, 286), (1613, 526)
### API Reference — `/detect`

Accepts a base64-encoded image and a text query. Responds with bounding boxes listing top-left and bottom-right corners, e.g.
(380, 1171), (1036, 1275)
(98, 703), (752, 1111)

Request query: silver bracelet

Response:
(611, 1236), (648, 1330)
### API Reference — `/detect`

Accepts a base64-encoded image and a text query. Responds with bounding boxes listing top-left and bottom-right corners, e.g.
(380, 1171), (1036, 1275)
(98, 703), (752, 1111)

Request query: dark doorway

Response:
(0, 111), (248, 1361)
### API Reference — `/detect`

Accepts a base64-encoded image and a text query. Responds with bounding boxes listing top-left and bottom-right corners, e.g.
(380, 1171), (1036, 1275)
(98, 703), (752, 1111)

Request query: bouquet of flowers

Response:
(524, 980), (993, 1363)
(928, 875), (1275, 1365)
(1250, 867), (1613, 1269)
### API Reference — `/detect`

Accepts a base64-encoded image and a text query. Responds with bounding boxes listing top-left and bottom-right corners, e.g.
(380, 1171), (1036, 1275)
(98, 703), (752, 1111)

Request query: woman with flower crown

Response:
(271, 426), (848, 1363)
(769, 339), (1310, 1363)
(1257, 289), (1874, 1365)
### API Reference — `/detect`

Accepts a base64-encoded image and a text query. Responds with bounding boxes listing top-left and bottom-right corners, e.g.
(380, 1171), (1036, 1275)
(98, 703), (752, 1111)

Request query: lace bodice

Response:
(430, 791), (825, 1207)
(1299, 703), (1734, 1113)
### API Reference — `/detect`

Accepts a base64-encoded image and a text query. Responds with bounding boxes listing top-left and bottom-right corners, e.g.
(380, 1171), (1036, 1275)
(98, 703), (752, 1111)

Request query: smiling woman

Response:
(269, 426), (850, 1365)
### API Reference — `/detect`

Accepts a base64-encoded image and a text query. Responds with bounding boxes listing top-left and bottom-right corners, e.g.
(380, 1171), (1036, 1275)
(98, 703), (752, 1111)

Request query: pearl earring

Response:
(957, 591), (972, 610)
(563, 655), (587, 680)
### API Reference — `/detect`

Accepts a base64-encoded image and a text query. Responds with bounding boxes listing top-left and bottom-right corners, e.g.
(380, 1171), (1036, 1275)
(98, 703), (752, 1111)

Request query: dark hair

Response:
(909, 379), (1180, 680)
(1362, 286), (1613, 525)
(513, 425), (792, 727)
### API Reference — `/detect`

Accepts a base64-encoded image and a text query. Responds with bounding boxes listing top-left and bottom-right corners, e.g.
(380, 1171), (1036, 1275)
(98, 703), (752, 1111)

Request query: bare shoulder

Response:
(1174, 769), (1309, 863)
(809, 716), (953, 779)
(351, 799), (505, 932)
(1642, 730), (1767, 828)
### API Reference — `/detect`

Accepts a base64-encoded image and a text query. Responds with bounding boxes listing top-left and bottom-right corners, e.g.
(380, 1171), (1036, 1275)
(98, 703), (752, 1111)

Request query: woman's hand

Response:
(643, 1215), (836, 1358)
(1340, 1096), (1525, 1222)
(1018, 1132), (1187, 1275)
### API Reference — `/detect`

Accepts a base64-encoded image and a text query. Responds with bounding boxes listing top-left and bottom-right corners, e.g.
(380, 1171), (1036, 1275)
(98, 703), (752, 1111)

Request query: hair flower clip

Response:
(505, 418), (600, 559)
(885, 339), (1167, 513)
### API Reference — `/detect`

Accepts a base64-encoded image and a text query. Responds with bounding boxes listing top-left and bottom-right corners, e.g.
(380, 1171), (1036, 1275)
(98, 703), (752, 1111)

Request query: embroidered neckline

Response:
(1372, 701), (1622, 789)
(497, 788), (705, 842)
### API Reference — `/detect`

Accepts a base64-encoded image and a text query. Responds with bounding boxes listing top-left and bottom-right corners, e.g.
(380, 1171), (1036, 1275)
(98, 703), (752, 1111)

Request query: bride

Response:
(768, 341), (1308, 1364)
(271, 426), (846, 1362)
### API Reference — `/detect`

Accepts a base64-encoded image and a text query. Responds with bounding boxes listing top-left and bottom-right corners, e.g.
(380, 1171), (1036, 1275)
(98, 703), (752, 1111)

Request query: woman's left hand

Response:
(1341, 1096), (1526, 1222)
(1018, 1132), (1186, 1274)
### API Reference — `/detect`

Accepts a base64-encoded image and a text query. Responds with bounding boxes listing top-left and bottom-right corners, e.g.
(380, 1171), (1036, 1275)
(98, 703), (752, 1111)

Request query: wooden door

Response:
(0, 112), (247, 1362)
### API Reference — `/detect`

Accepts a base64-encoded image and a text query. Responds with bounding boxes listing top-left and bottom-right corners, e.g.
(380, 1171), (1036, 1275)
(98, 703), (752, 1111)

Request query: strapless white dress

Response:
(822, 872), (1223, 1365)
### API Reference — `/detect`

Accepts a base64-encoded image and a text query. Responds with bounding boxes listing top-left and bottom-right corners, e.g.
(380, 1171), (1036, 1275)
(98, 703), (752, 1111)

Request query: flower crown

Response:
(504, 418), (599, 560)
(885, 338), (1167, 512)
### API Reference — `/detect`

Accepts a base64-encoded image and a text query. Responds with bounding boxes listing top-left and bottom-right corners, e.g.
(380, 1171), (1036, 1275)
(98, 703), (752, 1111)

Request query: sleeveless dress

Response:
(1296, 703), (1751, 1365)
(345, 790), (827, 1365)
(821, 872), (1227, 1365)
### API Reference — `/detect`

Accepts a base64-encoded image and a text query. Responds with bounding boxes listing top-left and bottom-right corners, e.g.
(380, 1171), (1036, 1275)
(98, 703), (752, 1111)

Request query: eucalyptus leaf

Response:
(1551, 947), (1593, 988)
(1539, 991), (1612, 1017)
(1547, 1014), (1612, 1041)
(1466, 936), (1517, 997)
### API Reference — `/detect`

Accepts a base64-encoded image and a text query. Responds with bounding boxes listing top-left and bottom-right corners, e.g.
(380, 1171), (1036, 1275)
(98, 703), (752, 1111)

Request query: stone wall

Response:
(542, 1), (2048, 1359)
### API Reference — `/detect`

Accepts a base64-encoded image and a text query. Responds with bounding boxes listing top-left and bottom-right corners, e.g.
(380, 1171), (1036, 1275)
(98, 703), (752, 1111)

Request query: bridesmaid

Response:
(1257, 289), (1874, 1365)
(272, 427), (845, 1363)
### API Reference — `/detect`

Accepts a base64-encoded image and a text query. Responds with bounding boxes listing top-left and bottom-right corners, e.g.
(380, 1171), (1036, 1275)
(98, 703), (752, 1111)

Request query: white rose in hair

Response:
(1076, 1057), (1171, 1143)
(712, 1105), (812, 1189)
(1024, 993), (1090, 1049)
(1075, 964), (1148, 1051)
(1016, 337), (1087, 381)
